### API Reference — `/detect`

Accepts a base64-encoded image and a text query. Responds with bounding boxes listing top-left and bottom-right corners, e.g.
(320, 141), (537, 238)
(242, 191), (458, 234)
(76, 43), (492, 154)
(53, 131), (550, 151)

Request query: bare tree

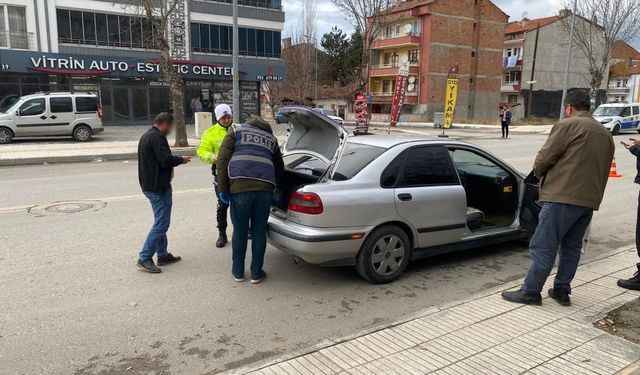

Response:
(125, 0), (189, 146)
(330, 0), (396, 88)
(562, 0), (640, 106)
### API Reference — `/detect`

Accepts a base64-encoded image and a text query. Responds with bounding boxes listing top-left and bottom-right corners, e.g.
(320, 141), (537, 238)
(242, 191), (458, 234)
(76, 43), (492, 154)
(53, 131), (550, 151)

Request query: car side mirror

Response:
(15, 110), (20, 116)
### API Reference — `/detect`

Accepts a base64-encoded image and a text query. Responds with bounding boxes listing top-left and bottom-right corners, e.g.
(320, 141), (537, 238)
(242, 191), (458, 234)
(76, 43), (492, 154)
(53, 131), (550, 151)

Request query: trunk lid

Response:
(279, 106), (349, 180)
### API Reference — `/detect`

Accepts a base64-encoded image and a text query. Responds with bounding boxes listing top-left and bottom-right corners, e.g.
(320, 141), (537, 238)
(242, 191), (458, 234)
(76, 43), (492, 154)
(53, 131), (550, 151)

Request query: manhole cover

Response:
(28, 200), (106, 217)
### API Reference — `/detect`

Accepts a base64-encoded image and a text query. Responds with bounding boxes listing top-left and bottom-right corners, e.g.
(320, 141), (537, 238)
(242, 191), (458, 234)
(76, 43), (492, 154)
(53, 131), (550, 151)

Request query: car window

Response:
(633, 106), (640, 116)
(332, 143), (386, 181)
(75, 97), (98, 112)
(19, 98), (46, 116)
(0, 95), (19, 113)
(381, 152), (405, 188)
(593, 106), (624, 116)
(621, 107), (632, 117)
(50, 97), (73, 113)
(398, 146), (458, 187)
(284, 154), (328, 178)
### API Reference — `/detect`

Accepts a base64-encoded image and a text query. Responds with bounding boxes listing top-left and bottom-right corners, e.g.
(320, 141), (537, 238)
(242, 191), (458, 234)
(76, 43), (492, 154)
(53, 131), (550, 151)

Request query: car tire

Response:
(73, 125), (92, 142)
(612, 123), (621, 136)
(0, 127), (13, 144)
(356, 225), (411, 284)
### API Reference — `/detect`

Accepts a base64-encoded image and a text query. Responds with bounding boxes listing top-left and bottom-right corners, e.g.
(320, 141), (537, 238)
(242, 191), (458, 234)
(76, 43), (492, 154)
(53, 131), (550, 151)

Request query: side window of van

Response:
(19, 98), (46, 116)
(50, 97), (73, 113)
(633, 106), (640, 116)
(622, 107), (631, 117)
(75, 97), (98, 113)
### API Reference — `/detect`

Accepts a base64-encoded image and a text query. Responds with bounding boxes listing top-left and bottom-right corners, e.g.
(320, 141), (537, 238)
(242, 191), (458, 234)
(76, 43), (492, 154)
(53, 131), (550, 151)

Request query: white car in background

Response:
(593, 103), (640, 135)
(312, 108), (344, 126)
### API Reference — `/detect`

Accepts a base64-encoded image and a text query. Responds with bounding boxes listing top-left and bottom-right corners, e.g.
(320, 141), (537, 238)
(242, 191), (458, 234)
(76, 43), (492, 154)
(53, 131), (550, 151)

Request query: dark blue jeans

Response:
(230, 191), (272, 278)
(139, 187), (172, 262)
(523, 202), (593, 294)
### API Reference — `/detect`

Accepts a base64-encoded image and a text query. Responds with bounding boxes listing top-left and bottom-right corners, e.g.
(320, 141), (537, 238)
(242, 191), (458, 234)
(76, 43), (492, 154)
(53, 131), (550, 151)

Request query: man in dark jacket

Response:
(216, 116), (284, 284)
(500, 106), (512, 138)
(137, 113), (191, 273)
(618, 138), (640, 290)
(502, 90), (614, 306)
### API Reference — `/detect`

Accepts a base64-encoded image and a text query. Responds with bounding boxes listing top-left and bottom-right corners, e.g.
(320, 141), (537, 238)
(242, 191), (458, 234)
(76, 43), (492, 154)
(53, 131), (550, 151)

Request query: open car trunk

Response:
(273, 170), (321, 211)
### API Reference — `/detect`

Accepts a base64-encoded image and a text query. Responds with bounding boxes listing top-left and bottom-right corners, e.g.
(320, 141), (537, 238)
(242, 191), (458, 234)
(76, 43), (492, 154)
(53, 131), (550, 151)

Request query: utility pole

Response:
(559, 0), (577, 120)
(232, 0), (240, 123)
(526, 23), (540, 119)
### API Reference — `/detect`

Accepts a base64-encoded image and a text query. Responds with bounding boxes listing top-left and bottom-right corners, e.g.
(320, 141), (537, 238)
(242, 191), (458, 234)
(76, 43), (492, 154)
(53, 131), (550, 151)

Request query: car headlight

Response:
(600, 118), (613, 124)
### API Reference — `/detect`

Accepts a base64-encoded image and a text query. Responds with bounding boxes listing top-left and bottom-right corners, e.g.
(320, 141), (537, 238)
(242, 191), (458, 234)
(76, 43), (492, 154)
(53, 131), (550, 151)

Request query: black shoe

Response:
(617, 266), (640, 291)
(501, 289), (542, 305)
(216, 233), (228, 248)
(157, 253), (182, 266)
(137, 259), (161, 273)
(548, 288), (571, 306)
(251, 272), (266, 284)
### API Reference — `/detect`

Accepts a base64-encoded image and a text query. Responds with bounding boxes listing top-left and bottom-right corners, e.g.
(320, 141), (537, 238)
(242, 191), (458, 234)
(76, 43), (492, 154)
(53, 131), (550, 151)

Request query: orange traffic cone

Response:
(609, 157), (622, 178)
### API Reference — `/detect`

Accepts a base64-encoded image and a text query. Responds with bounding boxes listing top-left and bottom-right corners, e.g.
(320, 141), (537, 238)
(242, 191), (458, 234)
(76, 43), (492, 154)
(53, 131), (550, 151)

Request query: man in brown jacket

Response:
(503, 90), (615, 306)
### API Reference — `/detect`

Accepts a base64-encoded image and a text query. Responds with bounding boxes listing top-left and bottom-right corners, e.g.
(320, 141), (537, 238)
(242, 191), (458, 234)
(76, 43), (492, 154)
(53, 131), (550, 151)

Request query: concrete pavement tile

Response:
(581, 334), (640, 365)
(297, 355), (335, 375)
(341, 341), (378, 363)
(421, 336), (473, 362)
(319, 346), (357, 371)
(286, 358), (317, 375)
(401, 348), (444, 372)
(279, 360), (307, 375)
(373, 330), (409, 352)
(310, 352), (344, 374)
(351, 336), (388, 359)
(412, 346), (453, 369)
(392, 321), (434, 344)
(357, 332), (397, 356)
(440, 360), (493, 375)
(382, 351), (425, 374)
(463, 353), (521, 375)
(537, 357), (598, 375)
(484, 345), (543, 372)
(385, 325), (422, 347)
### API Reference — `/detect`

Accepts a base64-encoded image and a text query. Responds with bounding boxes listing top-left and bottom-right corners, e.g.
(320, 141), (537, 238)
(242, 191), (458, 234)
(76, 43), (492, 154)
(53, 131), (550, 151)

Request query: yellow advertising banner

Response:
(444, 65), (459, 129)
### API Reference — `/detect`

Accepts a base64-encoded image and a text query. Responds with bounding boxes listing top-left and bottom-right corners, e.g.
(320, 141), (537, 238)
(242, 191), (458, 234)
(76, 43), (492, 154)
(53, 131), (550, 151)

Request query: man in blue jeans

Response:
(216, 117), (284, 284)
(137, 113), (191, 273)
(502, 90), (614, 306)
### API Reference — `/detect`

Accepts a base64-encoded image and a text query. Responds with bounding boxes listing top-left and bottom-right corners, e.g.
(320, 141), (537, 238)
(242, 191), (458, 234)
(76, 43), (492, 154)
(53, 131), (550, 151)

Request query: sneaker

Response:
(233, 274), (245, 282)
(617, 266), (640, 291)
(137, 259), (161, 273)
(157, 253), (182, 266)
(501, 289), (542, 305)
(216, 233), (228, 248)
(548, 288), (571, 306)
(251, 272), (266, 284)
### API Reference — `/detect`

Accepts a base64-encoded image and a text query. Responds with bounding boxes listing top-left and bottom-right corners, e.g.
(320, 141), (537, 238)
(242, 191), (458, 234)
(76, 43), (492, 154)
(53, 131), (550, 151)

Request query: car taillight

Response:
(288, 191), (323, 215)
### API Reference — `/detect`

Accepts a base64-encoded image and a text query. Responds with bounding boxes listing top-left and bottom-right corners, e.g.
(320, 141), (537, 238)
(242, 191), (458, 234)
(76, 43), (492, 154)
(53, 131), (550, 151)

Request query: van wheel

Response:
(356, 225), (411, 284)
(73, 125), (92, 142)
(612, 123), (621, 136)
(0, 127), (13, 144)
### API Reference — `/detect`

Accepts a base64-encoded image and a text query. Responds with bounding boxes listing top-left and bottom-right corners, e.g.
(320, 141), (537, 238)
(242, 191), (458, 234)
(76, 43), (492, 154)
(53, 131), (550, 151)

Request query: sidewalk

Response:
(229, 246), (640, 375)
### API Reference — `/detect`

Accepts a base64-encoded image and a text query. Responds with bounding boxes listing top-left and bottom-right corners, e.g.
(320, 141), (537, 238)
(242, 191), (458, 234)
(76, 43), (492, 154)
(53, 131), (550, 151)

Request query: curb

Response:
(0, 147), (197, 167)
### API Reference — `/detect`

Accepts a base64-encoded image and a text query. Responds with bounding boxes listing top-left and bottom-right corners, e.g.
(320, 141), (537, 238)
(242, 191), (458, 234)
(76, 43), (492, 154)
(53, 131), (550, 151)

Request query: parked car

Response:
(311, 108), (344, 126)
(0, 94), (20, 113)
(0, 92), (103, 144)
(269, 107), (541, 283)
(593, 102), (640, 135)
(275, 111), (287, 124)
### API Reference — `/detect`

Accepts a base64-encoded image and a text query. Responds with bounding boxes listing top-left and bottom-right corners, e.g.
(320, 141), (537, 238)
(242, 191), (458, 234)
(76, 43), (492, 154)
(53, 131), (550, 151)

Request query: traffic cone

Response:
(609, 157), (622, 178)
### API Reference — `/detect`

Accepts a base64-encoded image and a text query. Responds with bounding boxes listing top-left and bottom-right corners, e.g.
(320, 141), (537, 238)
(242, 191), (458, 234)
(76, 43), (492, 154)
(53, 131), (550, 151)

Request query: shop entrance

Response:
(113, 87), (150, 124)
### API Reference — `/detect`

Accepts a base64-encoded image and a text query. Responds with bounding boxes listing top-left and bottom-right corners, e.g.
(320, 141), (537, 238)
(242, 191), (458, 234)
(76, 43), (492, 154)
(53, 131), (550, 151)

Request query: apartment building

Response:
(607, 41), (640, 103)
(368, 0), (507, 121)
(0, 0), (285, 124)
(500, 13), (606, 119)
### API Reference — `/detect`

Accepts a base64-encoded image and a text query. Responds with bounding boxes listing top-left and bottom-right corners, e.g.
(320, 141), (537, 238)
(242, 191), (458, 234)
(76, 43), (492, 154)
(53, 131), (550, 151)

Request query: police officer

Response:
(618, 138), (640, 291)
(197, 103), (233, 248)
(216, 117), (284, 284)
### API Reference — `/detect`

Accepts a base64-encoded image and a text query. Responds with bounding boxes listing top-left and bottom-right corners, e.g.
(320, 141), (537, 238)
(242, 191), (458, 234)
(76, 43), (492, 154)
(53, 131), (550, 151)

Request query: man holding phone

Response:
(618, 138), (640, 290)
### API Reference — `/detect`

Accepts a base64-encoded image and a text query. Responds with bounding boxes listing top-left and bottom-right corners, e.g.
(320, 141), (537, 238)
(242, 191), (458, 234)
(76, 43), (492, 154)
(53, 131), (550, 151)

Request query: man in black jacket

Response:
(618, 138), (640, 290)
(137, 113), (191, 273)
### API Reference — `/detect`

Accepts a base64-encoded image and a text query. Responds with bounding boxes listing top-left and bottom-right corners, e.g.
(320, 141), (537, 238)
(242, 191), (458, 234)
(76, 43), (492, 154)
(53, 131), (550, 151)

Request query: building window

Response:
(505, 47), (521, 58)
(191, 23), (281, 57)
(0, 5), (28, 49)
(57, 9), (158, 49)
(508, 95), (518, 103)
(408, 49), (419, 63)
(503, 71), (521, 84)
(199, 0), (282, 10)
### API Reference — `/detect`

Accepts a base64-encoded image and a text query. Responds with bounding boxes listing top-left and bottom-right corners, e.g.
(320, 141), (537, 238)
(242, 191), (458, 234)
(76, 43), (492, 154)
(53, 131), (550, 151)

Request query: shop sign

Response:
(444, 65), (459, 129)
(389, 62), (409, 128)
(354, 92), (369, 134)
(169, 0), (188, 60)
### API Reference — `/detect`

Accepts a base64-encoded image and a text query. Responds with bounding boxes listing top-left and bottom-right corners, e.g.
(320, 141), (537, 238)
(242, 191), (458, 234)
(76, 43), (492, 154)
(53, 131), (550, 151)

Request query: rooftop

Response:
(504, 16), (559, 35)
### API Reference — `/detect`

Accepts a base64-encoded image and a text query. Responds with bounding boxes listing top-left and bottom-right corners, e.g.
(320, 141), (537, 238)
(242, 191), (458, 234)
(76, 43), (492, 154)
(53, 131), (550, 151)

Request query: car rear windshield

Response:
(332, 142), (386, 181)
(75, 97), (98, 112)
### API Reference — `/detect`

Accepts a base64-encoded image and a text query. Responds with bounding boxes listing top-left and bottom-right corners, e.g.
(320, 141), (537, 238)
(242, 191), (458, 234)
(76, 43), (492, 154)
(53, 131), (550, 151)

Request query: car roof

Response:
(599, 103), (639, 107)
(348, 134), (474, 149)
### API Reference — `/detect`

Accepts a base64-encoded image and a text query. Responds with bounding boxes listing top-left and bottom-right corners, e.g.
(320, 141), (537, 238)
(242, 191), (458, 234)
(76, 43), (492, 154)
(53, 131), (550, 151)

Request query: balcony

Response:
(501, 82), (521, 93)
(607, 86), (630, 94)
(370, 32), (421, 50)
(503, 58), (523, 71)
(370, 63), (420, 77)
(0, 30), (35, 50)
(199, 0), (282, 10)
(370, 91), (418, 105)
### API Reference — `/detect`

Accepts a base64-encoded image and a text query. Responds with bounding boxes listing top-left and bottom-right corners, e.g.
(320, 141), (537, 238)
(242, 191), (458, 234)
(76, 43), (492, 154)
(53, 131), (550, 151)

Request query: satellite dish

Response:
(522, 11), (529, 20)
(408, 76), (416, 84)
(403, 24), (413, 33)
(407, 83), (416, 92)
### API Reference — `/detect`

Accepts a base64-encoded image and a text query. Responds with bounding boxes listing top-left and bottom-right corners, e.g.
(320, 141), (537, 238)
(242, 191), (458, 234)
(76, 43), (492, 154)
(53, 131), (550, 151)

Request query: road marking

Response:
(0, 187), (212, 215)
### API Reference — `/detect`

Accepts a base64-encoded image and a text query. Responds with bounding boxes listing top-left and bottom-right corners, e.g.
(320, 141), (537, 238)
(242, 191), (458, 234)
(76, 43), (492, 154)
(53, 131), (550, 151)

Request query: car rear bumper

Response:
(93, 127), (105, 134)
(267, 215), (370, 265)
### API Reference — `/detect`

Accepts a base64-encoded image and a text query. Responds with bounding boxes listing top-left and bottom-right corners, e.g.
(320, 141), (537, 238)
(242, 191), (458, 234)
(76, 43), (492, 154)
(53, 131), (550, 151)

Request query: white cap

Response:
(214, 104), (232, 121)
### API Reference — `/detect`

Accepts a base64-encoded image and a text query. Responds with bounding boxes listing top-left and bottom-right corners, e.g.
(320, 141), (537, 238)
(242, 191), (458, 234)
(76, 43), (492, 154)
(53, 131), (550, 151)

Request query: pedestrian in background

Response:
(216, 116), (284, 284)
(500, 106), (512, 138)
(136, 113), (191, 273)
(191, 94), (203, 114)
(502, 90), (614, 306)
(197, 104), (234, 248)
(618, 138), (640, 291)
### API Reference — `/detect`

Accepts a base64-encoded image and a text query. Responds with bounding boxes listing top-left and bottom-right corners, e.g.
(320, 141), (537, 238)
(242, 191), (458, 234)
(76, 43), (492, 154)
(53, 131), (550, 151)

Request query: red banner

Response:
(389, 64), (410, 128)
(354, 92), (369, 134)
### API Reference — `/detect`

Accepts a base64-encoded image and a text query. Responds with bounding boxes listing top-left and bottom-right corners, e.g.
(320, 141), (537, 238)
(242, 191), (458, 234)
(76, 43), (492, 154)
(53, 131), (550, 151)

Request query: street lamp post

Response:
(232, 0), (240, 123)
(304, 34), (318, 107)
(559, 0), (578, 120)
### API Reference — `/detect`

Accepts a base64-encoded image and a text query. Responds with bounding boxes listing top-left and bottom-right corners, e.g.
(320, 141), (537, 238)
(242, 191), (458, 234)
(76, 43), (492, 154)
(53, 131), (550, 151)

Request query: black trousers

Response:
(213, 169), (229, 233)
(636, 190), (640, 259)
(501, 121), (510, 138)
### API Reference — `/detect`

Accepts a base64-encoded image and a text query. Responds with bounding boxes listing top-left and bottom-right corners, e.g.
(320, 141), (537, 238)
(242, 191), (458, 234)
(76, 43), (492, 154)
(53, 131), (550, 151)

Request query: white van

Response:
(0, 92), (104, 144)
(593, 102), (640, 135)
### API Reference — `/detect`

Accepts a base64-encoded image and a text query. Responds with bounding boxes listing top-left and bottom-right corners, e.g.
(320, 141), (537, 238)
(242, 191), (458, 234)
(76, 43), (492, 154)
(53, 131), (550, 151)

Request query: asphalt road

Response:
(0, 128), (638, 375)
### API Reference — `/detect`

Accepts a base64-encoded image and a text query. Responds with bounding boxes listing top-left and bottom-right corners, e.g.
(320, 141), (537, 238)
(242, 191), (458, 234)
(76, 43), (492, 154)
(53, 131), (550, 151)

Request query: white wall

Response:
(1, 0), (39, 51)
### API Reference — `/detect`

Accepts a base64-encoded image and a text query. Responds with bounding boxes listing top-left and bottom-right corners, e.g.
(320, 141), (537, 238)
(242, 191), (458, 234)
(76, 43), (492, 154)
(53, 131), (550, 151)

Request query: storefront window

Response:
(191, 23), (281, 58)
(1, 5), (28, 49)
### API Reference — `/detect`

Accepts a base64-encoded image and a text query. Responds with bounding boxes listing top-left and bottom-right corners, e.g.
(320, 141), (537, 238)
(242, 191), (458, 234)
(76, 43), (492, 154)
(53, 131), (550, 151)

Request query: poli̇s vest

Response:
(228, 123), (278, 186)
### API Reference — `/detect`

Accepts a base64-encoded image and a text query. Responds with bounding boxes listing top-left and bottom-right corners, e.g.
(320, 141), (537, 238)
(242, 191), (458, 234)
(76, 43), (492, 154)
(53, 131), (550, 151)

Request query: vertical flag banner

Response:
(389, 63), (410, 128)
(444, 65), (459, 129)
(354, 92), (369, 134)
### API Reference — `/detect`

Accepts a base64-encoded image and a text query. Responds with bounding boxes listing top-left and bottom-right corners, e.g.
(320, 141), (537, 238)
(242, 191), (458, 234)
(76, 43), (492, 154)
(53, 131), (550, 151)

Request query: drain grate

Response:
(28, 200), (106, 217)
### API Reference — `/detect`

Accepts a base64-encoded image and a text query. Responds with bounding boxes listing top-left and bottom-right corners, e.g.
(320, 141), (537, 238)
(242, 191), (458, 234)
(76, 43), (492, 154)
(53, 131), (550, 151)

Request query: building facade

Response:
(500, 14), (607, 119)
(0, 0), (286, 124)
(607, 42), (640, 103)
(368, 0), (508, 122)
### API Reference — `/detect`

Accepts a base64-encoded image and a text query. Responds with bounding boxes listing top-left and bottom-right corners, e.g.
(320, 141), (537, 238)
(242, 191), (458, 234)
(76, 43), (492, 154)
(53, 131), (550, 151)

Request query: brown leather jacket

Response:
(533, 112), (614, 210)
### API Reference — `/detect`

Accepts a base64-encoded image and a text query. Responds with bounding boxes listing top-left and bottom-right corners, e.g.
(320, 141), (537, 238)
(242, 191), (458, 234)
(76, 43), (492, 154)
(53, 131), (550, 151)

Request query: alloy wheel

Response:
(75, 127), (91, 141)
(371, 234), (406, 276)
